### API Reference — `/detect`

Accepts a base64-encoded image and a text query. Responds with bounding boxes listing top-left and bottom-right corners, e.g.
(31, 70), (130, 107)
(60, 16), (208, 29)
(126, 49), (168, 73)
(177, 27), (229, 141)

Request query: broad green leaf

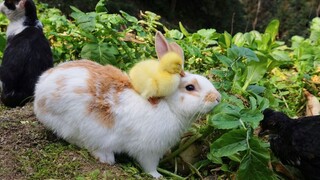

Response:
(211, 69), (234, 79)
(95, 0), (107, 13)
(270, 50), (291, 61)
(197, 29), (217, 39)
(240, 109), (264, 128)
(233, 32), (245, 47)
(259, 33), (271, 51)
(228, 45), (259, 62)
(224, 31), (232, 48)
(248, 96), (257, 110)
(71, 12), (97, 32)
(310, 17), (320, 43)
(249, 30), (262, 41)
(167, 29), (183, 40)
(81, 43), (118, 65)
(247, 85), (266, 94)
(242, 61), (268, 91)
(218, 31), (232, 48)
(225, 95), (245, 109)
(215, 53), (233, 67)
(210, 129), (248, 157)
(265, 19), (279, 43)
(251, 93), (270, 110)
(120, 11), (138, 23)
(237, 138), (275, 180)
(209, 113), (241, 129)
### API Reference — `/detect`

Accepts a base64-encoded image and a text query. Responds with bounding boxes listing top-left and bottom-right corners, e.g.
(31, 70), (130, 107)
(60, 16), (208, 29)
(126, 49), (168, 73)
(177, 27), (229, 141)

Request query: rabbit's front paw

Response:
(92, 150), (115, 165)
(148, 171), (162, 179)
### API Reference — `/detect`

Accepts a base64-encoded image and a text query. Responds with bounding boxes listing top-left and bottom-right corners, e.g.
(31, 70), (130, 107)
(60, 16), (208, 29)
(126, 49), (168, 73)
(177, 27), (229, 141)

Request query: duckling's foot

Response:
(148, 97), (161, 105)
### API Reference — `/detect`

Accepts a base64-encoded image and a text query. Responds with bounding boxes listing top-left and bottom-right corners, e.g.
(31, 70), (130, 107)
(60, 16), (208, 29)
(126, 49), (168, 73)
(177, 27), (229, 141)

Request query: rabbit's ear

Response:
(155, 31), (170, 60)
(168, 42), (185, 67)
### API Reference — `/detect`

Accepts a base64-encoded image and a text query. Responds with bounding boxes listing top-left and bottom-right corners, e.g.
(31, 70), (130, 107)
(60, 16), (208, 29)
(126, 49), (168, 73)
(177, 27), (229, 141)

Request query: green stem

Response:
(239, 118), (247, 130)
(246, 129), (251, 150)
(157, 167), (185, 180)
(160, 133), (203, 164)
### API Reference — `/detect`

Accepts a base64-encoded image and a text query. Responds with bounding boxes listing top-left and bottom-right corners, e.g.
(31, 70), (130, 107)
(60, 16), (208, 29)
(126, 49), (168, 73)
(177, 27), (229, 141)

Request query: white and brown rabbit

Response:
(34, 32), (221, 178)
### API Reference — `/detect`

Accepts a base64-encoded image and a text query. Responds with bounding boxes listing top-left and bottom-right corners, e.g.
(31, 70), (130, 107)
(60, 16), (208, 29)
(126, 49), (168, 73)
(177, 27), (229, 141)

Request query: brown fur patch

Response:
(52, 76), (66, 100)
(37, 96), (47, 114)
(204, 92), (218, 103)
(73, 87), (88, 95)
(59, 60), (132, 128)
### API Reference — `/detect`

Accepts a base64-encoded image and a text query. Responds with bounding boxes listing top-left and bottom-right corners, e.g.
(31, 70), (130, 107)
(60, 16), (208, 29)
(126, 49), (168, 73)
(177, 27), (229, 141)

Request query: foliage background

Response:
(40, 0), (320, 42)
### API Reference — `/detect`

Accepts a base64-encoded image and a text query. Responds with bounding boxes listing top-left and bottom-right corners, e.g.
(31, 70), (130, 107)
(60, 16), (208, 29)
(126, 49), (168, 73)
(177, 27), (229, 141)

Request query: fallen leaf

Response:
(304, 89), (320, 116)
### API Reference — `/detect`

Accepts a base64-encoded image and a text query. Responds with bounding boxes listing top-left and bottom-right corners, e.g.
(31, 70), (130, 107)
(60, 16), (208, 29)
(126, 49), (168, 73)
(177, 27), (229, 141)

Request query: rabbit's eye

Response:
(185, 85), (195, 91)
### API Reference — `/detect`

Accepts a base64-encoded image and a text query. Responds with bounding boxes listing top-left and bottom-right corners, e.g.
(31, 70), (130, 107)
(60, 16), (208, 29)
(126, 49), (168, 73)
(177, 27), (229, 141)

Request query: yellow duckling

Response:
(129, 51), (185, 99)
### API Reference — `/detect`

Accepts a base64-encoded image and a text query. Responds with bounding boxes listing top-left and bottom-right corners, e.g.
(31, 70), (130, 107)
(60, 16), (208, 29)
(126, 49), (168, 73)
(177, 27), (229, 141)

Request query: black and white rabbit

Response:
(0, 0), (53, 107)
(34, 32), (221, 178)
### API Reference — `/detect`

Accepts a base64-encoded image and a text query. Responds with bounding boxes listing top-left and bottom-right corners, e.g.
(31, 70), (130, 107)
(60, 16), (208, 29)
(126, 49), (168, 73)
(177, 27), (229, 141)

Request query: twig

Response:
(252, 0), (261, 30)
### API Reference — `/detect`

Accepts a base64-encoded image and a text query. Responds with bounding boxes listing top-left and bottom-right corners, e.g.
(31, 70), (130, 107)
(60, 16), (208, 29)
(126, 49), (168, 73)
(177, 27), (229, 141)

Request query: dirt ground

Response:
(0, 102), (151, 180)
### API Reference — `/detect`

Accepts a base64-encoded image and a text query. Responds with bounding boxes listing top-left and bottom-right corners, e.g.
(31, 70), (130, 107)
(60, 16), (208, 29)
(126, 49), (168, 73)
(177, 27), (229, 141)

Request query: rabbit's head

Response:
(165, 72), (220, 120)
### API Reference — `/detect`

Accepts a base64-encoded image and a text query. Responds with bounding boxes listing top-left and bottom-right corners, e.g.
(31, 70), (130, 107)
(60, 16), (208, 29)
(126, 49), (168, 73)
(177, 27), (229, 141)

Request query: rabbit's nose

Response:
(204, 92), (219, 103)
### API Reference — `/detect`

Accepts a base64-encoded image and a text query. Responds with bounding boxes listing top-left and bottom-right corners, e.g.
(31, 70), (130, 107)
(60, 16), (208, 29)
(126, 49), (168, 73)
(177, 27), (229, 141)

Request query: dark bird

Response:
(259, 108), (320, 180)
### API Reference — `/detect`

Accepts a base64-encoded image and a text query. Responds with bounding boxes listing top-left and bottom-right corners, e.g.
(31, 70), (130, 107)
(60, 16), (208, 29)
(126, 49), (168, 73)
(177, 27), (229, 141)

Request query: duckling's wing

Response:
(141, 79), (157, 99)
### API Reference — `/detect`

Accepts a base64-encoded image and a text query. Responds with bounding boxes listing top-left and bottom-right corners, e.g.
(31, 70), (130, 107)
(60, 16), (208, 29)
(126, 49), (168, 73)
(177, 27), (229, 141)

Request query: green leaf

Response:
(80, 43), (119, 65)
(197, 29), (217, 39)
(210, 129), (248, 157)
(247, 85), (266, 94)
(120, 11), (138, 23)
(265, 19), (279, 43)
(70, 6), (83, 13)
(310, 17), (320, 43)
(242, 60), (268, 91)
(167, 29), (184, 40)
(71, 12), (97, 32)
(233, 32), (245, 47)
(209, 113), (241, 129)
(237, 138), (275, 180)
(215, 53), (233, 67)
(95, 0), (107, 13)
(270, 50), (291, 61)
(223, 31), (232, 48)
(209, 102), (243, 129)
(240, 109), (264, 128)
(228, 45), (259, 62)
(179, 22), (190, 36)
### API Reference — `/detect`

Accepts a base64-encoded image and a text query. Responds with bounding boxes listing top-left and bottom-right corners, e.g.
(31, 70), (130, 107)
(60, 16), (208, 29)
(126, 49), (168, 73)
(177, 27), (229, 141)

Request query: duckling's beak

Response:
(180, 70), (185, 77)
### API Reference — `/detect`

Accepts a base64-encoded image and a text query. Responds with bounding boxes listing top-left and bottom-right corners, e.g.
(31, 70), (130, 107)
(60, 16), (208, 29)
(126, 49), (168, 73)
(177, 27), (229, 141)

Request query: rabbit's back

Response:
(34, 60), (133, 147)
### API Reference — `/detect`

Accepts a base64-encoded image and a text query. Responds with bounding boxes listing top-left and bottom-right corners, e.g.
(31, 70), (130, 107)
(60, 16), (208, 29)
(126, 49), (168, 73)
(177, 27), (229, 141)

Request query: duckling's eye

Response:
(185, 85), (195, 91)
